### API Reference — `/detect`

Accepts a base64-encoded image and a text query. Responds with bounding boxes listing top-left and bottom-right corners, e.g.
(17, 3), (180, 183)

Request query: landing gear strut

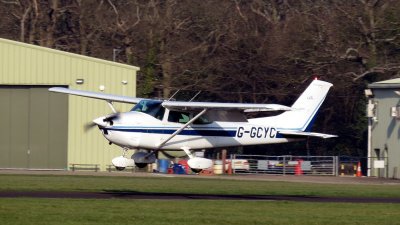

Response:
(122, 148), (128, 157)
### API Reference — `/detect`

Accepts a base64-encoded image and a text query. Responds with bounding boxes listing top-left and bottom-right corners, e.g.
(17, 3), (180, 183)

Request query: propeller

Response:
(102, 112), (121, 125)
(83, 112), (120, 132)
(84, 122), (98, 132)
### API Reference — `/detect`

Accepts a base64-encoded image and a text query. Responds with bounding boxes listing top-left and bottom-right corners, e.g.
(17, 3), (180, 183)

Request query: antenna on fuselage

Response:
(167, 89), (201, 102)
(188, 91), (202, 102)
(167, 89), (181, 101)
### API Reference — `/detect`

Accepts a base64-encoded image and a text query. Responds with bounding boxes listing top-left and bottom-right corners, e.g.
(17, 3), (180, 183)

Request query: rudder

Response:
(249, 79), (333, 131)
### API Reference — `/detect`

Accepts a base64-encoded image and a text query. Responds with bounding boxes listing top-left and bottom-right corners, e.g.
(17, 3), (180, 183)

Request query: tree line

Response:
(1, 0), (399, 156)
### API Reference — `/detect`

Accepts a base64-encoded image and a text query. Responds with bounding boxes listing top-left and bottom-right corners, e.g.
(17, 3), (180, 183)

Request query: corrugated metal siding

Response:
(0, 38), (139, 170)
(371, 89), (400, 178)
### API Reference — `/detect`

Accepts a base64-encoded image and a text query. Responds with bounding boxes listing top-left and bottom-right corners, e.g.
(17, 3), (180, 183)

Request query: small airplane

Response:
(49, 79), (337, 172)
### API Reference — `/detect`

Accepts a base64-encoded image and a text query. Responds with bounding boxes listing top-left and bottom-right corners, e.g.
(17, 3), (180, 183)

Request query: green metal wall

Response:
(0, 38), (139, 170)
(0, 86), (68, 169)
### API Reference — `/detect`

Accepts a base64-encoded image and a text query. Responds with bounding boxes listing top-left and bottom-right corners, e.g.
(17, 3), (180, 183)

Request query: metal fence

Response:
(338, 156), (389, 178)
(367, 157), (389, 178)
(230, 154), (339, 176)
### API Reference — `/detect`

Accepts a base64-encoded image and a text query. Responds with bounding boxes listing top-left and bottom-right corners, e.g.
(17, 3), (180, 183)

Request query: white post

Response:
(367, 99), (372, 177)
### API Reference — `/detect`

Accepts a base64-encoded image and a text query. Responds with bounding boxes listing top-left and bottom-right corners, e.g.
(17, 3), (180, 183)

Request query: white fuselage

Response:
(97, 111), (295, 150)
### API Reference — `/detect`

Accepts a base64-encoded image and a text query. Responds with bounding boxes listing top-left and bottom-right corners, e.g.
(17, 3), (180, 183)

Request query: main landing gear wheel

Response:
(115, 167), (125, 171)
(135, 163), (147, 168)
(191, 168), (202, 173)
(181, 147), (212, 174)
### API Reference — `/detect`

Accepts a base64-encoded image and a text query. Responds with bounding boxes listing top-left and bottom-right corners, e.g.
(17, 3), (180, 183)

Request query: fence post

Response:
(334, 156), (338, 176)
(222, 149), (227, 174)
(232, 154), (236, 174)
(283, 156), (286, 175)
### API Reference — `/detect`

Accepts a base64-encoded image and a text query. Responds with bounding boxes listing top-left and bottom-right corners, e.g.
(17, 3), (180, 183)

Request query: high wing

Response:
(162, 101), (292, 112)
(278, 130), (338, 139)
(49, 87), (145, 104)
(49, 87), (292, 111)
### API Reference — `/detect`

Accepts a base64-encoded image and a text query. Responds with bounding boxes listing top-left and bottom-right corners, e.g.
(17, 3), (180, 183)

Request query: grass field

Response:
(1, 198), (400, 225)
(1, 174), (400, 197)
(0, 174), (400, 225)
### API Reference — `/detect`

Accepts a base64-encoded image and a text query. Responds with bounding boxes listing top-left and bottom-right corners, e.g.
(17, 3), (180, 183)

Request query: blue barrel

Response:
(173, 164), (186, 174)
(158, 159), (169, 173)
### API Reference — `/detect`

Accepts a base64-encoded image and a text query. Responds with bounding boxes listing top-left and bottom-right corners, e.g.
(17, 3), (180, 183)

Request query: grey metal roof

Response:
(368, 78), (400, 89)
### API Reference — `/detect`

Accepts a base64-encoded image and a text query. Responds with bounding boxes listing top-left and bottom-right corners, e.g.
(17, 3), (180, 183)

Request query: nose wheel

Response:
(111, 148), (134, 171)
(115, 167), (126, 171)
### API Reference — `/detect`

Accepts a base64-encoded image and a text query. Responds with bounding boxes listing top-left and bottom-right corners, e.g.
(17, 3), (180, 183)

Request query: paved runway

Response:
(1, 191), (400, 203)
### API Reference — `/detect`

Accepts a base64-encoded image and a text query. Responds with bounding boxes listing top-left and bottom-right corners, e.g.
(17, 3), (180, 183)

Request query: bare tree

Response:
(1, 0), (400, 156)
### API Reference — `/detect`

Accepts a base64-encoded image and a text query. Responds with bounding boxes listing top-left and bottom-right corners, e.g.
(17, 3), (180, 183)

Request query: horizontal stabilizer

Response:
(278, 130), (338, 139)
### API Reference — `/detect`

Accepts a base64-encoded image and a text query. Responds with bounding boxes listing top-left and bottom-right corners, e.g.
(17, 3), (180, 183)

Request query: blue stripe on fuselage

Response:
(103, 127), (237, 137)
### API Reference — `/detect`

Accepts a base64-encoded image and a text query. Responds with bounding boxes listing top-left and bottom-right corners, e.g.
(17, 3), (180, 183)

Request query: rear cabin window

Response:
(168, 111), (190, 123)
(168, 110), (212, 124)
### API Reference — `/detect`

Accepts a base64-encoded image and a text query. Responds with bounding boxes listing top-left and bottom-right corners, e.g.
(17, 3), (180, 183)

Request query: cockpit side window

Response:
(131, 100), (165, 120)
(168, 111), (190, 124)
(193, 115), (211, 124)
(168, 110), (212, 124)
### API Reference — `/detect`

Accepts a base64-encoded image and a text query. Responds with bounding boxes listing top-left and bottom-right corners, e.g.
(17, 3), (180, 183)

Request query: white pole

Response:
(367, 99), (372, 177)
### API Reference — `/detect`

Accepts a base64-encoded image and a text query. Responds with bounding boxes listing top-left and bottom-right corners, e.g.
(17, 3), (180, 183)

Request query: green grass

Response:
(0, 198), (399, 225)
(1, 174), (400, 225)
(0, 174), (400, 198)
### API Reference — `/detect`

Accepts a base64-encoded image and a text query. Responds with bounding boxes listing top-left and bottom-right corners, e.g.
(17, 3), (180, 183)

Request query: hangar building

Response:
(0, 38), (139, 171)
(367, 78), (400, 178)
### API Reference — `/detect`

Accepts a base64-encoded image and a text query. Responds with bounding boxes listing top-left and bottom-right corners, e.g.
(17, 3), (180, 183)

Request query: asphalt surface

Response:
(1, 190), (400, 203)
(1, 170), (400, 203)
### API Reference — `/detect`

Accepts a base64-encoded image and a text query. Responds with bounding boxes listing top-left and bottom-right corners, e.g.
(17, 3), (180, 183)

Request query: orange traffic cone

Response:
(356, 161), (362, 177)
(227, 161), (233, 175)
(295, 160), (303, 175)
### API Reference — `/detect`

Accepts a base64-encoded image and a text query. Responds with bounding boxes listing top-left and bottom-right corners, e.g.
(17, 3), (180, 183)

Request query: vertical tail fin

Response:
(249, 80), (333, 131)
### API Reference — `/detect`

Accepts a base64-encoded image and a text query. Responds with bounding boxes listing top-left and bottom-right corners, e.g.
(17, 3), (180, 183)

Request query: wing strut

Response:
(155, 108), (208, 150)
(107, 101), (117, 113)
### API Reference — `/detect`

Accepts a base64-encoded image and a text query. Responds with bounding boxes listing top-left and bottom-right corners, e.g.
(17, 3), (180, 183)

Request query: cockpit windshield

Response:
(131, 100), (165, 120)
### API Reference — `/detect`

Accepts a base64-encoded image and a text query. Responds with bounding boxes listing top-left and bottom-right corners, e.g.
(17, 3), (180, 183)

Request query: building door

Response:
(0, 86), (68, 169)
